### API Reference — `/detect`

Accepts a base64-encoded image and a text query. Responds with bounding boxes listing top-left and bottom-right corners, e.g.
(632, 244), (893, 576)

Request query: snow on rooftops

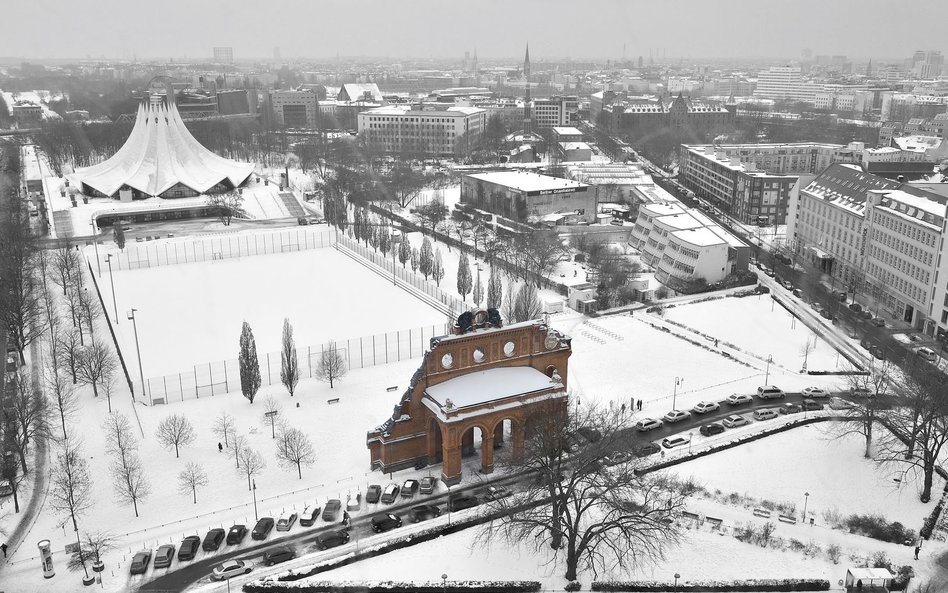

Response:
(877, 189), (947, 221)
(671, 226), (727, 247)
(655, 212), (704, 231)
(640, 202), (686, 217)
(425, 366), (562, 410)
(465, 171), (587, 192)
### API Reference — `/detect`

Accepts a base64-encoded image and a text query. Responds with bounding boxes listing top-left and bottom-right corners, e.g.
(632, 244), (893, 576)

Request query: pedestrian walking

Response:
(915, 546), (920, 560)
(343, 511), (350, 528)
(621, 403), (626, 414)
(637, 399), (642, 411)
(1, 543), (7, 558)
(218, 442), (223, 453)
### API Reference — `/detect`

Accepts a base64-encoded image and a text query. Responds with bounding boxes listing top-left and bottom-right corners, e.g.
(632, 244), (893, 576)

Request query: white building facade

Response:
(358, 105), (486, 157)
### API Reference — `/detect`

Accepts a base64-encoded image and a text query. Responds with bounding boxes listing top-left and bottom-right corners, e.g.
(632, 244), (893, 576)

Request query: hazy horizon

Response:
(5, 0), (947, 63)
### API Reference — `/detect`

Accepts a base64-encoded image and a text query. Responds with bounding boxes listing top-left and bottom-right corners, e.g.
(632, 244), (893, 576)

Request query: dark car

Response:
(699, 423), (726, 437)
(130, 550), (152, 575)
(177, 536), (201, 561)
(861, 310), (873, 320)
(419, 476), (437, 495)
(449, 495), (480, 511)
(871, 346), (886, 360)
(849, 302), (863, 313)
(297, 217), (309, 225)
(577, 427), (602, 443)
(410, 504), (442, 522)
(202, 528), (225, 551)
(757, 285), (770, 294)
(263, 546), (296, 566)
(401, 479), (420, 499)
(603, 450), (632, 466)
(872, 317), (886, 327)
(366, 485), (382, 504)
(802, 399), (824, 411)
(315, 529), (350, 550)
(251, 517), (274, 540)
(637, 442), (661, 457)
(226, 525), (248, 545)
(153, 544), (175, 569)
(322, 499), (342, 521)
(779, 403), (802, 415)
(380, 484), (400, 504)
(371, 513), (403, 533)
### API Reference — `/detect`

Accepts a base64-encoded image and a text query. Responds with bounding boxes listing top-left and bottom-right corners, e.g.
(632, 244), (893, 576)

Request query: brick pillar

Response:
(512, 423), (526, 463)
(493, 424), (505, 448)
(480, 436), (494, 474)
(441, 444), (462, 485)
(461, 427), (475, 456)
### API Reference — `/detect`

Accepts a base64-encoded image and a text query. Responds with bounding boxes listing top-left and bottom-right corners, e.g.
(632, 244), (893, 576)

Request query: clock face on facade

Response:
(441, 353), (454, 369)
(544, 334), (558, 350)
(503, 341), (515, 357)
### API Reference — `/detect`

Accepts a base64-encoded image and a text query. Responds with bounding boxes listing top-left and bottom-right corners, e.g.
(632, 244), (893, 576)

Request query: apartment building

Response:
(753, 67), (821, 103)
(532, 96), (579, 128)
(268, 89), (319, 128)
(358, 104), (486, 157)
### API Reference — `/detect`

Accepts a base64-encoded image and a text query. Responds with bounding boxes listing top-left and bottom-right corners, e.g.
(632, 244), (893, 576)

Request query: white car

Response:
(722, 414), (749, 428)
(726, 393), (753, 406)
(635, 418), (663, 432)
(212, 559), (254, 580)
(275, 512), (297, 531)
(692, 401), (720, 414)
(802, 387), (828, 398)
(663, 409), (691, 424)
(753, 408), (779, 421)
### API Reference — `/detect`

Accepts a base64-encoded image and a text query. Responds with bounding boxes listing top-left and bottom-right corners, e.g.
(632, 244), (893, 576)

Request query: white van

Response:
(753, 408), (779, 421)
(916, 347), (937, 362)
(756, 385), (785, 400)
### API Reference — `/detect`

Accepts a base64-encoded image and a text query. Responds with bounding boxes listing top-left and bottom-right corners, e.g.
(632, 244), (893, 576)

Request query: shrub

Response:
(844, 514), (917, 544)
(590, 578), (831, 591)
(565, 582), (582, 592)
(788, 539), (806, 552)
(920, 501), (943, 539)
(871, 551), (892, 570)
(889, 565), (915, 591)
(826, 544), (842, 565)
(822, 506), (844, 528)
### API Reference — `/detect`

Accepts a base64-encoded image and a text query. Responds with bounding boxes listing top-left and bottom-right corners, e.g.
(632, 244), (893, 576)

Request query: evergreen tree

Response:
(472, 270), (484, 306)
(457, 252), (473, 299)
(419, 237), (434, 280)
(280, 318), (299, 397)
(432, 248), (445, 287)
(398, 233), (411, 268)
(378, 225), (391, 256)
(410, 247), (419, 273)
(487, 266), (503, 310)
(112, 225), (125, 250)
(238, 321), (261, 403)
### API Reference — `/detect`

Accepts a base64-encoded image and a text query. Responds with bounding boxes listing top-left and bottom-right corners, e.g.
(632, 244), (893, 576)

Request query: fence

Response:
(143, 323), (450, 403)
(335, 232), (469, 315)
(106, 227), (334, 270)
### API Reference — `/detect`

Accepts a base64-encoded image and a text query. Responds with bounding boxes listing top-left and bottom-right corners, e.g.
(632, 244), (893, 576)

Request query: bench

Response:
(778, 514), (797, 524)
(706, 516), (723, 530)
(682, 511), (700, 521)
(327, 398), (340, 404)
(753, 508), (772, 518)
(386, 386), (398, 392)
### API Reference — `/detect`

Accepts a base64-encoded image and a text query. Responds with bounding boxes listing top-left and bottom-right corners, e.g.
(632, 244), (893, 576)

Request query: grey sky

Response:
(5, 0), (946, 62)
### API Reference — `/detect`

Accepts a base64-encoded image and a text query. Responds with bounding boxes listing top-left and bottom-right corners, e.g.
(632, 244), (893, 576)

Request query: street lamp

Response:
(252, 479), (259, 521)
(764, 355), (773, 384)
(442, 573), (448, 593)
(674, 573), (681, 593)
(672, 377), (683, 409)
(802, 492), (810, 523)
(104, 254), (118, 324)
(127, 308), (145, 400)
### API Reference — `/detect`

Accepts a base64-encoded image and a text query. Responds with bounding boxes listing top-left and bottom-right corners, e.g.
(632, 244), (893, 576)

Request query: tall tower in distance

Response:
(523, 43), (532, 134)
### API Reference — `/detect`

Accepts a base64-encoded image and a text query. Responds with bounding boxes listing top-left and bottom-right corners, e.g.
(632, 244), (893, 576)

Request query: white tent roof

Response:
(77, 100), (255, 198)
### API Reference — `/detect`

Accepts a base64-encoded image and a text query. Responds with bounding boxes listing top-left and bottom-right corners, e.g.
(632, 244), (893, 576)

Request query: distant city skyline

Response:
(4, 0), (948, 63)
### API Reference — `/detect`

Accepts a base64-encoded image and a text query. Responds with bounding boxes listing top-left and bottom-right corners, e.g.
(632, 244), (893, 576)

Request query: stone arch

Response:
(490, 416), (518, 450)
(427, 418), (444, 463)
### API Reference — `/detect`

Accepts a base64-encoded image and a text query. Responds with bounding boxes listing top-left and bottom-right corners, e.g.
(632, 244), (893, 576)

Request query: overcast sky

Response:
(5, 0), (946, 62)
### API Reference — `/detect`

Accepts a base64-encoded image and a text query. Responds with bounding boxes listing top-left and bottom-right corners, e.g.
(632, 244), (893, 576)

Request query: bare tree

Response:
(45, 371), (78, 442)
(0, 206), (44, 356)
(75, 341), (117, 398)
(316, 340), (347, 388)
(262, 395), (283, 438)
(77, 286), (102, 342)
(0, 444), (25, 513)
(229, 433), (249, 469)
(56, 327), (83, 383)
(280, 318), (300, 397)
(63, 285), (86, 344)
(478, 402), (696, 581)
(49, 440), (94, 581)
(68, 532), (117, 572)
(49, 241), (82, 296)
(206, 191), (247, 226)
(502, 280), (519, 324)
(155, 414), (196, 458)
(8, 371), (49, 475)
(213, 411), (236, 448)
(513, 281), (543, 323)
(236, 447), (266, 491)
(836, 361), (893, 458)
(103, 411), (149, 516)
(177, 462), (209, 504)
(276, 425), (316, 479)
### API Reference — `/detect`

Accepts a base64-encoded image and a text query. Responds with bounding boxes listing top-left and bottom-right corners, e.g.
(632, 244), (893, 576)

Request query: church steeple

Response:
(524, 43), (531, 78)
(523, 43), (532, 134)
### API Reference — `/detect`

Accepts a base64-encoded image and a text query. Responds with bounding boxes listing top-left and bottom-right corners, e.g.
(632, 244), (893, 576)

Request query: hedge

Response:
(242, 581), (542, 592)
(590, 579), (830, 592)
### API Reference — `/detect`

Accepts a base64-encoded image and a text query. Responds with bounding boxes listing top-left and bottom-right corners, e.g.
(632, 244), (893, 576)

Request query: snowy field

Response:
(664, 295), (843, 372)
(97, 245), (447, 377)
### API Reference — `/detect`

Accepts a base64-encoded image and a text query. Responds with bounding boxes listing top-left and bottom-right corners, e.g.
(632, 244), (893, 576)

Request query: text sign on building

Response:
(527, 187), (587, 197)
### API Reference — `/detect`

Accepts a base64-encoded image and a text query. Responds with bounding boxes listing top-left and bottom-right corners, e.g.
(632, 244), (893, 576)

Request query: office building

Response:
(358, 104), (486, 157)
(269, 89), (319, 128)
(591, 91), (731, 144)
(460, 171), (594, 224)
(212, 47), (234, 64)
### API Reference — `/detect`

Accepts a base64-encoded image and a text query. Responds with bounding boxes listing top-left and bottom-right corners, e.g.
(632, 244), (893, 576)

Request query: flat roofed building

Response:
(358, 104), (486, 157)
(269, 89), (318, 128)
(460, 170), (594, 224)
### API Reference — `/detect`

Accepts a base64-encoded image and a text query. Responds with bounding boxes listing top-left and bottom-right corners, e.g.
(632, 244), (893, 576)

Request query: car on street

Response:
(366, 485), (382, 504)
(153, 544), (175, 569)
(178, 536), (201, 561)
(401, 479), (420, 499)
(380, 484), (400, 504)
(130, 550), (152, 575)
(485, 485), (513, 501)
(212, 559), (254, 580)
(226, 525), (248, 545)
(849, 303), (863, 313)
(726, 393), (753, 406)
(871, 317), (886, 327)
(779, 403), (802, 415)
(603, 450), (632, 465)
(449, 495), (480, 511)
(662, 410), (691, 424)
(635, 417), (663, 432)
(692, 401), (720, 414)
(315, 530), (350, 550)
(917, 347), (937, 362)
(722, 415), (749, 428)
(756, 385), (785, 399)
(263, 546), (296, 566)
(699, 422), (726, 436)
(637, 442), (661, 456)
(410, 504), (442, 522)
(419, 476), (438, 495)
(802, 387), (828, 398)
(802, 399), (824, 411)
(662, 436), (690, 449)
(753, 408), (779, 421)
(322, 499), (342, 521)
(851, 386), (872, 397)
(871, 346), (886, 360)
(300, 506), (320, 527)
(276, 512), (298, 531)
(861, 310), (873, 320)
(251, 517), (274, 540)
(371, 513), (403, 533)
(202, 528), (225, 551)
(578, 427), (603, 443)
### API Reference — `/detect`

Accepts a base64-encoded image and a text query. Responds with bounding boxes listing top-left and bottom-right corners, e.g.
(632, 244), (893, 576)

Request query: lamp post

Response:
(674, 573), (680, 593)
(764, 355), (773, 384)
(127, 308), (145, 399)
(441, 573), (448, 593)
(672, 377), (683, 410)
(688, 431), (693, 454)
(252, 479), (259, 521)
(802, 492), (810, 523)
(104, 255), (118, 324)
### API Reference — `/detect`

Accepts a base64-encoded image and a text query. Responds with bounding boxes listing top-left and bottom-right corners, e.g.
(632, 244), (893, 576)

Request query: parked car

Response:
(802, 399), (824, 411)
(0, 482), (12, 497)
(917, 347), (938, 362)
(226, 525), (248, 545)
(726, 393), (753, 406)
(322, 499), (342, 521)
(485, 485), (513, 501)
(251, 517), (274, 540)
(212, 559), (254, 580)
(662, 410), (691, 424)
(851, 386), (872, 397)
(782, 280), (793, 291)
(662, 436), (690, 449)
(699, 423), (725, 436)
(792, 288), (803, 298)
(380, 484), (400, 504)
(603, 450), (632, 466)
(315, 530), (350, 550)
(635, 417), (663, 432)
(637, 442), (662, 457)
(802, 387), (828, 398)
(276, 512), (298, 532)
(578, 427), (603, 443)
(202, 528), (225, 551)
(849, 302), (863, 313)
(300, 506), (321, 527)
(722, 414), (749, 428)
(263, 546), (296, 566)
(871, 317), (886, 327)
(779, 403), (802, 415)
(753, 408), (779, 421)
(130, 550), (152, 575)
(153, 544), (175, 569)
(419, 476), (438, 495)
(756, 385), (785, 399)
(371, 513), (403, 533)
(401, 479), (420, 499)
(860, 338), (872, 350)
(692, 401), (720, 414)
(820, 309), (835, 321)
(296, 217), (309, 226)
(410, 504), (442, 522)
(449, 495), (480, 511)
(366, 485), (382, 504)
(871, 346), (886, 360)
(178, 536), (201, 561)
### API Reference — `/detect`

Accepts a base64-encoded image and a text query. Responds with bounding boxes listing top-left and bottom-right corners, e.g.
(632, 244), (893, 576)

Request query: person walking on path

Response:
(915, 546), (921, 560)
(637, 399), (643, 411)
(218, 442), (223, 453)
(1, 543), (7, 558)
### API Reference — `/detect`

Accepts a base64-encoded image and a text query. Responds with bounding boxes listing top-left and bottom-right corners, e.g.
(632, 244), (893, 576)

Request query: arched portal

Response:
(427, 419), (443, 463)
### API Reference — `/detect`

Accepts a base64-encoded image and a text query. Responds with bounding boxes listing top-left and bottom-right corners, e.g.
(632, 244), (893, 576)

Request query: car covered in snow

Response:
(722, 415), (749, 428)
(300, 506), (320, 527)
(726, 393), (753, 406)
(635, 417), (663, 432)
(276, 512), (298, 531)
(692, 401), (720, 414)
(802, 387), (828, 398)
(401, 479), (420, 498)
(212, 559), (253, 580)
(662, 410), (691, 424)
(380, 484), (400, 504)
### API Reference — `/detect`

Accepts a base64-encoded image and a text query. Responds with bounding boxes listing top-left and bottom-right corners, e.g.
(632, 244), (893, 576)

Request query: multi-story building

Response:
(591, 91), (732, 144)
(268, 89), (319, 128)
(565, 161), (671, 209)
(531, 95), (579, 128)
(212, 47), (234, 64)
(358, 104), (486, 157)
(460, 171), (594, 224)
(753, 67), (821, 103)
